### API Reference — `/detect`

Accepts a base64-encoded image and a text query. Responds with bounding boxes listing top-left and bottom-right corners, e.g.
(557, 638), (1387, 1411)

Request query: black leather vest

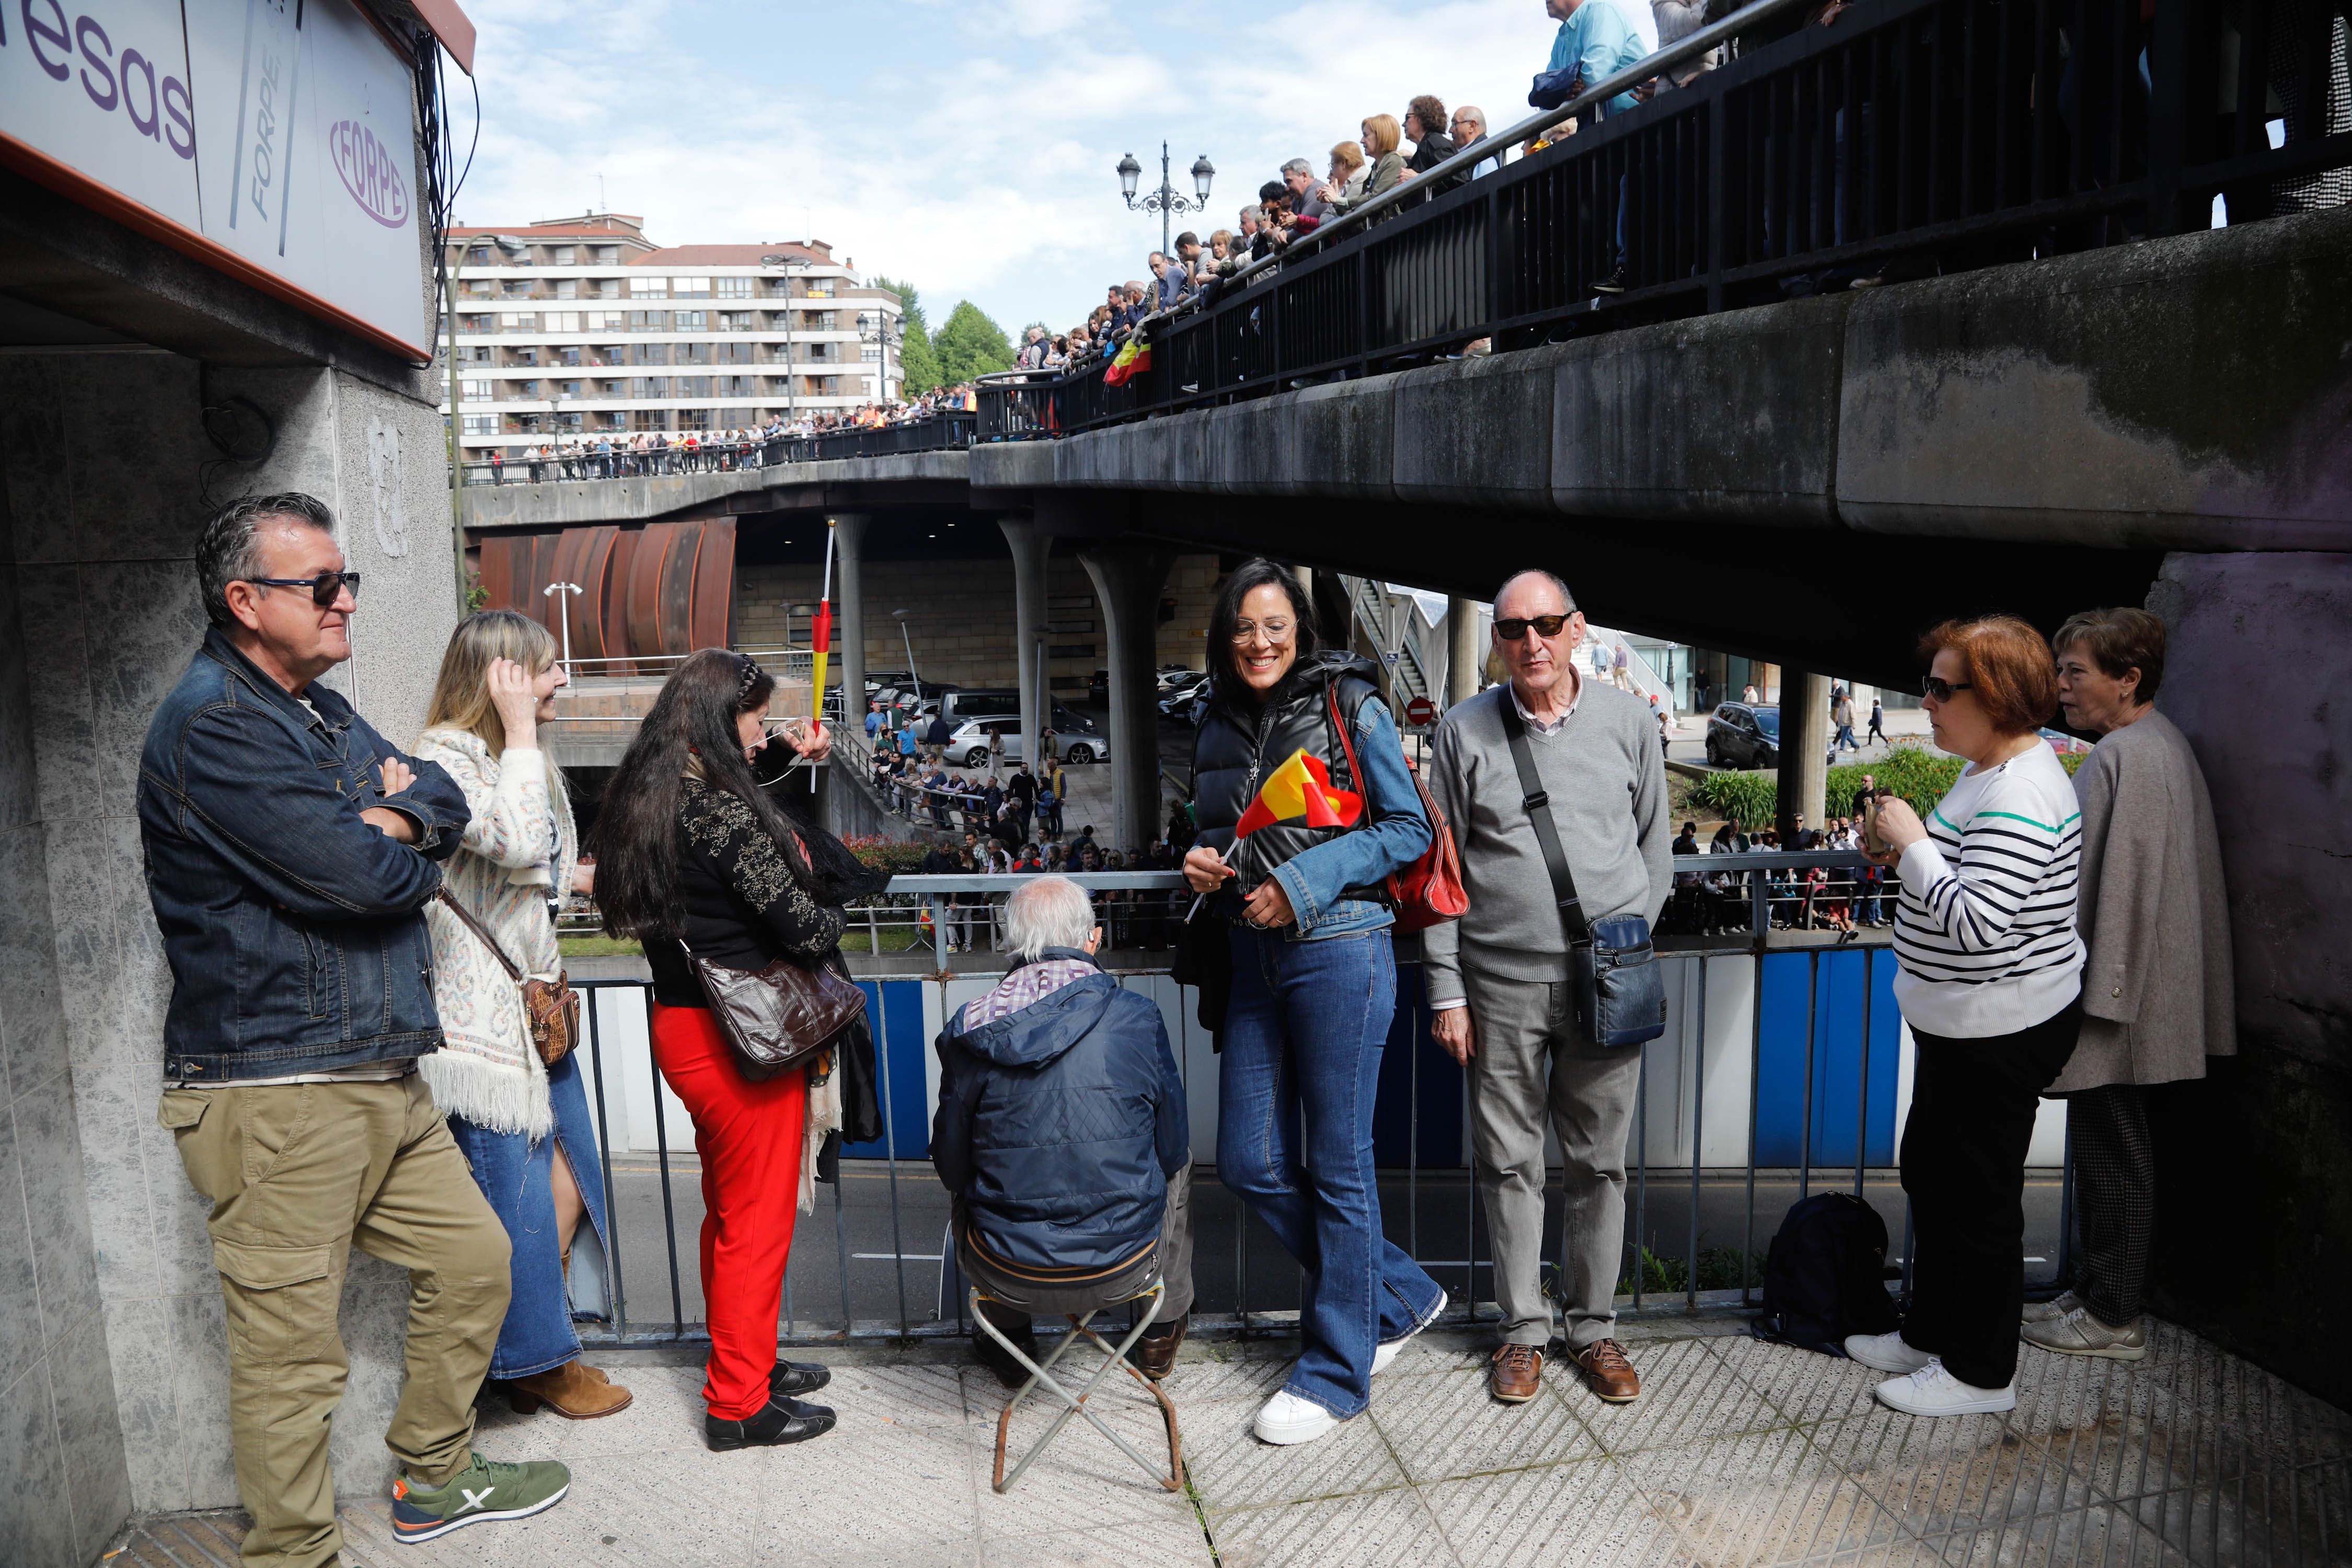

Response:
(1192, 651), (1389, 900)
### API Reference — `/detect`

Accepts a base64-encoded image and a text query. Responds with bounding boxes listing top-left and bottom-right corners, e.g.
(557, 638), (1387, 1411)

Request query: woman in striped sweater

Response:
(1847, 616), (2084, 1417)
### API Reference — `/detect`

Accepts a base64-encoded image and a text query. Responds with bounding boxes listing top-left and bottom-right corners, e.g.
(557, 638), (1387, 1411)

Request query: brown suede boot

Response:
(509, 1358), (633, 1419)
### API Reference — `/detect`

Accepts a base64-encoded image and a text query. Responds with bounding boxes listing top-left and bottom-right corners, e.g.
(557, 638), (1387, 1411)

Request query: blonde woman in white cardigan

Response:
(416, 610), (629, 1419)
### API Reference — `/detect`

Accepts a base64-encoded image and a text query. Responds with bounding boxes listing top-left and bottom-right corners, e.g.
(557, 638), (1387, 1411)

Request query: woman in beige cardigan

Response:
(417, 610), (629, 1417)
(2030, 607), (2234, 1362)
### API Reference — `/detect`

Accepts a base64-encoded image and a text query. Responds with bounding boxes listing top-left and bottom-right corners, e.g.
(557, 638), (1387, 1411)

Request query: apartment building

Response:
(441, 213), (905, 462)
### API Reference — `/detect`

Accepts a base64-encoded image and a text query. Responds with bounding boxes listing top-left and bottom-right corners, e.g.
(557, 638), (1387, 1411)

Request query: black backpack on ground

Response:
(1749, 1191), (1900, 1355)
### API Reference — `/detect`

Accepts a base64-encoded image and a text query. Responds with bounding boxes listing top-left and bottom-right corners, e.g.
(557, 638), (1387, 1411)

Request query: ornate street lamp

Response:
(1117, 143), (1215, 258)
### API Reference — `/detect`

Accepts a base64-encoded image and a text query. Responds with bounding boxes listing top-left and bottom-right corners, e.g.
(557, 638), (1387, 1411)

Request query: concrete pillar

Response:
(1078, 541), (1179, 853)
(998, 514), (1050, 756)
(1777, 667), (1830, 841)
(831, 513), (868, 740)
(1447, 595), (1482, 707)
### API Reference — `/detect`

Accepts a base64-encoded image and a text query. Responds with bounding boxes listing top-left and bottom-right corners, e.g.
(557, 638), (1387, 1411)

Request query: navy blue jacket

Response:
(932, 952), (1189, 1281)
(138, 628), (470, 1081)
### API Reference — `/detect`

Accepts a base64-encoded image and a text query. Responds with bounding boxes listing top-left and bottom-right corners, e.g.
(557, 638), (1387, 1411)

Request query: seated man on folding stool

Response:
(932, 875), (1193, 1385)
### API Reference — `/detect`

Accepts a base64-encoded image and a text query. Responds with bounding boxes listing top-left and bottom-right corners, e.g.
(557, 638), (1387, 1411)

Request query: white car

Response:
(947, 715), (1100, 769)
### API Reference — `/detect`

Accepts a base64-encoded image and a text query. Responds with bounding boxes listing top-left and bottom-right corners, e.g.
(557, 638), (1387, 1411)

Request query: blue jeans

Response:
(445, 1052), (613, 1378)
(1217, 925), (1443, 1417)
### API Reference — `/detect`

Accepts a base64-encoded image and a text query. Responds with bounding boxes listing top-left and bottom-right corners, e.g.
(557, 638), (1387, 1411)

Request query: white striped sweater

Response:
(1891, 743), (2085, 1038)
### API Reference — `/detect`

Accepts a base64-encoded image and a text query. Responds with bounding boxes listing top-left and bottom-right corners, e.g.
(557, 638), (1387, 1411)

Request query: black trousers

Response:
(2065, 1083), (2155, 1327)
(1900, 999), (2082, 1389)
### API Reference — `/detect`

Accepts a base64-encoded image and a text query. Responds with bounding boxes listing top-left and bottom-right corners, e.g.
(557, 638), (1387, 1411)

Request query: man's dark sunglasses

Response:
(248, 571), (362, 607)
(1495, 613), (1571, 640)
(1921, 676), (1975, 701)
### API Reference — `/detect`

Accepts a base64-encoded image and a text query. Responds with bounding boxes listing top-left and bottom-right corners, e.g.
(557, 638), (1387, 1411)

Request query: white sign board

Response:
(0, 0), (430, 359)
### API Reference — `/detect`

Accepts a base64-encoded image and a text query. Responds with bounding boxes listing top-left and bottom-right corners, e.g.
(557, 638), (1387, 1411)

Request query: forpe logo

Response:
(329, 119), (408, 228)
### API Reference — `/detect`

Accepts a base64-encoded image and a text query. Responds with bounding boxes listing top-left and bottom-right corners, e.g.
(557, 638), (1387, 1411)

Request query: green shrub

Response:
(1691, 739), (2081, 826)
(843, 836), (933, 874)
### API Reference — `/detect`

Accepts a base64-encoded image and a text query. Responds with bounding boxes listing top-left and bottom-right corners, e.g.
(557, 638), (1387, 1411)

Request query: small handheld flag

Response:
(1232, 750), (1363, 839)
(811, 523), (836, 723)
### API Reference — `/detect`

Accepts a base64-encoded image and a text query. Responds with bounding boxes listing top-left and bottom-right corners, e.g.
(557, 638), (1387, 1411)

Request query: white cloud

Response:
(452, 0), (1565, 331)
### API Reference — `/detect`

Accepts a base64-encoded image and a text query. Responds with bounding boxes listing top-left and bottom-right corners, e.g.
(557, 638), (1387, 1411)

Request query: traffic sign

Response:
(1403, 696), (1438, 727)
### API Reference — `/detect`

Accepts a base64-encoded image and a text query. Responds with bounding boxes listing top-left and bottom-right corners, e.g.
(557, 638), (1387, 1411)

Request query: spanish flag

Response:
(1233, 750), (1363, 839)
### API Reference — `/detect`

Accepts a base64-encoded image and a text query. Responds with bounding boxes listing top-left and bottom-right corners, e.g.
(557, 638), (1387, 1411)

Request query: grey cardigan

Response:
(2049, 708), (2236, 1092)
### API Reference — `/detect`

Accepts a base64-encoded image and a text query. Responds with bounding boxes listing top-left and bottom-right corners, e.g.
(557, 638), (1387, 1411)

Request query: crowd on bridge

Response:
(1009, 0), (1966, 383)
(131, 481), (2236, 1561)
(470, 385), (985, 483)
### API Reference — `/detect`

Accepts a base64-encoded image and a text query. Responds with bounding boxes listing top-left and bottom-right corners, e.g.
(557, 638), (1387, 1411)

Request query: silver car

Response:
(947, 716), (1101, 769)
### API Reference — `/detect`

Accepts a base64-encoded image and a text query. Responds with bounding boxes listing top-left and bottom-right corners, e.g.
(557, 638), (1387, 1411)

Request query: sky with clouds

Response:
(452, 0), (1569, 333)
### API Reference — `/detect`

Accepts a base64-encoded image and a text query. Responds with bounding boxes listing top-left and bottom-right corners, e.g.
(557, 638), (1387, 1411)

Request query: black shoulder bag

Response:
(1495, 699), (1668, 1048)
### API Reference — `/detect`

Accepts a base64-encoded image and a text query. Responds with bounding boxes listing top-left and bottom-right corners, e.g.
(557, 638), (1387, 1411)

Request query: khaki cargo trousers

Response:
(161, 1075), (511, 1568)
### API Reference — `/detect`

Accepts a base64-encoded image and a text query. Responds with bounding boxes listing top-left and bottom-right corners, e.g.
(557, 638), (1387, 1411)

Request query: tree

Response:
(931, 299), (1016, 386)
(871, 275), (941, 398)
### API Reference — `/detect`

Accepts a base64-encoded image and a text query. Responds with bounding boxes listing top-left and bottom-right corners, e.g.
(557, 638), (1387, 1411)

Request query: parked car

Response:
(1157, 671), (1209, 718)
(1707, 702), (1780, 769)
(1088, 668), (1110, 703)
(949, 711), (1102, 768)
(1156, 667), (1205, 693)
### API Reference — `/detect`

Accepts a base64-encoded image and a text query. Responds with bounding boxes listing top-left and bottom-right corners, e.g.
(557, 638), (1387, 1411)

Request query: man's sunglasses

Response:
(1921, 676), (1975, 701)
(1494, 614), (1571, 640)
(247, 571), (362, 607)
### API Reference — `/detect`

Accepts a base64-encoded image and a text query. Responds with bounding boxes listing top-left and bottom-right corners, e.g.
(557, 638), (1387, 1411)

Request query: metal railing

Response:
(979, 0), (2351, 438)
(455, 412), (977, 486)
(559, 858), (2069, 1352)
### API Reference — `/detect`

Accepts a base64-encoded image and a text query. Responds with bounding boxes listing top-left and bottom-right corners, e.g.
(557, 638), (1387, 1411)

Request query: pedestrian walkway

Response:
(108, 1309), (2345, 1567)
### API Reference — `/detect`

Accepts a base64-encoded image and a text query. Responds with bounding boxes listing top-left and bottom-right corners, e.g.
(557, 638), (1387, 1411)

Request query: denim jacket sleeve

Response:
(1267, 695), (1432, 937)
(351, 713), (469, 862)
(171, 702), (461, 920)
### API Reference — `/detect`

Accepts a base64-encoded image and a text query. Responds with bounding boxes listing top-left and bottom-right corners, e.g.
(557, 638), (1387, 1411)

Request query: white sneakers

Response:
(1260, 1298), (1449, 1448)
(1371, 1289), (1448, 1376)
(1253, 1390), (1339, 1445)
(2021, 1305), (2148, 1361)
(1843, 1330), (1935, 1375)
(1873, 1358), (2018, 1416)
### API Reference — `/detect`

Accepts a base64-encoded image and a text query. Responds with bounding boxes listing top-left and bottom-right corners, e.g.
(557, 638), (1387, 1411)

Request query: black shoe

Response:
(1593, 266), (1628, 295)
(975, 1325), (1039, 1390)
(705, 1394), (836, 1451)
(769, 1358), (832, 1398)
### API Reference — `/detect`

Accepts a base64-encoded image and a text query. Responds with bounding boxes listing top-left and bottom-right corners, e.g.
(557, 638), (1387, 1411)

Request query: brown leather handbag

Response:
(435, 888), (579, 1067)
(678, 938), (866, 1082)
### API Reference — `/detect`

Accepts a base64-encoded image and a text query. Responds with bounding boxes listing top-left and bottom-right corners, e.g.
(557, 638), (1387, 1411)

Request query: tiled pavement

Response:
(111, 1311), (2351, 1567)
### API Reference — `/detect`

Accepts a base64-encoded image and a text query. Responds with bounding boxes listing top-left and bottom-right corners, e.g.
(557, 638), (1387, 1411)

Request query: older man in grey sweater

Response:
(1426, 570), (1671, 1405)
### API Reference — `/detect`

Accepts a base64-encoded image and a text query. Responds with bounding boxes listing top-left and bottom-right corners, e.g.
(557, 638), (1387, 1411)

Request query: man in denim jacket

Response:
(140, 494), (569, 1565)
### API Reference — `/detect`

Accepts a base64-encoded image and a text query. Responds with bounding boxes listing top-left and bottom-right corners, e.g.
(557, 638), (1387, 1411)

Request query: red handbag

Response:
(1327, 683), (1469, 933)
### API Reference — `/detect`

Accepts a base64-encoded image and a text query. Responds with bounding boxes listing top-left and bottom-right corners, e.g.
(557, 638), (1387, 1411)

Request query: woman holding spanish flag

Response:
(1184, 559), (1447, 1446)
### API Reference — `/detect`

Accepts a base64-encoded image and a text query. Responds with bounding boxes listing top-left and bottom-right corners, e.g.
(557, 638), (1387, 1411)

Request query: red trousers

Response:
(650, 1003), (807, 1420)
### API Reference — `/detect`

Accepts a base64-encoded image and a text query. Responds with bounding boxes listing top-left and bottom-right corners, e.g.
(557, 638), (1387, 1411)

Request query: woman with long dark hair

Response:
(589, 649), (884, 1449)
(1183, 560), (1446, 1445)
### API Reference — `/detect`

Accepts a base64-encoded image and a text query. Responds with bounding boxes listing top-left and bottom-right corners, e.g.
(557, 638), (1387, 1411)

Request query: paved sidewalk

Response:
(114, 1310), (2348, 1567)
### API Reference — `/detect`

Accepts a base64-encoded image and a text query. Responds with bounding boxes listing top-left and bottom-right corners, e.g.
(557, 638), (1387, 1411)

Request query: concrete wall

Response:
(2145, 551), (2352, 1404)
(0, 345), (457, 1550)
(966, 205), (2352, 557)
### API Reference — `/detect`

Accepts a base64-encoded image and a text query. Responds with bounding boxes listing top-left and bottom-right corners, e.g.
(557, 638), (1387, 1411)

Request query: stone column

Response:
(1777, 667), (1830, 842)
(998, 513), (1050, 757)
(831, 513), (869, 739)
(1447, 595), (1483, 707)
(1078, 541), (1179, 853)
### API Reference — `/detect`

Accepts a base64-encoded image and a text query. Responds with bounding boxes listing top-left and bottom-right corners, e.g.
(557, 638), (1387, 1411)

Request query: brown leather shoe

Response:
(1572, 1339), (1641, 1403)
(1132, 1312), (1187, 1380)
(509, 1358), (633, 1419)
(1489, 1343), (1543, 1403)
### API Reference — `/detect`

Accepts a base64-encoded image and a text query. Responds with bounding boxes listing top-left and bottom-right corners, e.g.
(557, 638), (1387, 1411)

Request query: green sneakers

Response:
(390, 1451), (570, 1544)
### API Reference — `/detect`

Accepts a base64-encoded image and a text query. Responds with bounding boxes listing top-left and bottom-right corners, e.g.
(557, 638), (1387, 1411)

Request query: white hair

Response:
(1004, 875), (1096, 962)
